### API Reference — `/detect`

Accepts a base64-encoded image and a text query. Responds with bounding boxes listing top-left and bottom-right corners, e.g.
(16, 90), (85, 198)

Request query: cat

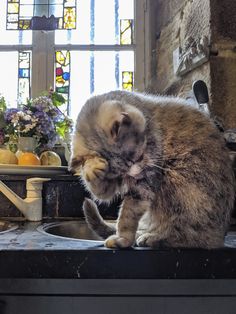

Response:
(69, 90), (235, 249)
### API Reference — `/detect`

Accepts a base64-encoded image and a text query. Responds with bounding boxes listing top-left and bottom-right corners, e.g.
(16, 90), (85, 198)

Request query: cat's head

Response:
(69, 96), (147, 177)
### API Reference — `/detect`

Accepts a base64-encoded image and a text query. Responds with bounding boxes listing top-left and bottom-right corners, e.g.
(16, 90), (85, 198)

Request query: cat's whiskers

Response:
(147, 163), (173, 173)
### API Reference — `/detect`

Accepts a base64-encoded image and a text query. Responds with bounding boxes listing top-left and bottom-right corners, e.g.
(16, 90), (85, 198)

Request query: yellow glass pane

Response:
(56, 51), (65, 65)
(56, 51), (70, 66)
(123, 83), (132, 91)
(8, 3), (19, 13)
(19, 19), (31, 30)
(56, 76), (65, 87)
(122, 71), (133, 91)
(63, 7), (76, 29)
(120, 19), (133, 45)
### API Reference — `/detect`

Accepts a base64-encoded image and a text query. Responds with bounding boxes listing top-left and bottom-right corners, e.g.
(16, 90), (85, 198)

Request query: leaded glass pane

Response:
(19, 19), (31, 30)
(65, 0), (76, 7)
(20, 0), (34, 4)
(19, 4), (34, 17)
(18, 51), (31, 104)
(18, 79), (30, 103)
(55, 0), (134, 45)
(120, 19), (133, 45)
(122, 71), (133, 91)
(55, 50), (70, 113)
(1, 1), (32, 44)
(63, 7), (76, 29)
(8, 3), (19, 14)
(7, 14), (18, 22)
(6, 0), (76, 30)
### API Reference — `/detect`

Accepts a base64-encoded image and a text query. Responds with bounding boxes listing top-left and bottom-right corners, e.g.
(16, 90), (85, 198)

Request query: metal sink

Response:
(0, 221), (18, 234)
(37, 221), (104, 244)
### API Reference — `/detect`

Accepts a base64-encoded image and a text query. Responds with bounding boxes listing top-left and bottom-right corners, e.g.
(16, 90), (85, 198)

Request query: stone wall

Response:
(153, 0), (236, 129)
(210, 0), (236, 129)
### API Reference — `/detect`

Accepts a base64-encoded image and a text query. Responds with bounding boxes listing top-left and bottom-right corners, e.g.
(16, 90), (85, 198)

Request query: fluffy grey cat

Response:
(69, 90), (235, 249)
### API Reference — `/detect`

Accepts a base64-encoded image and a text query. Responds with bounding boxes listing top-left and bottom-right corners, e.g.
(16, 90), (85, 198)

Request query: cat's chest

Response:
(122, 170), (161, 201)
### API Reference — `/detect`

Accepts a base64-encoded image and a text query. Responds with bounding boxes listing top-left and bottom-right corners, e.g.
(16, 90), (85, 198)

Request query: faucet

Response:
(0, 178), (51, 221)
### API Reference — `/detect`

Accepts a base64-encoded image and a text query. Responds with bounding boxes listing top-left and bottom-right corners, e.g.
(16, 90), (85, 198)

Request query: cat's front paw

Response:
(83, 156), (108, 182)
(105, 235), (133, 248)
(136, 233), (161, 247)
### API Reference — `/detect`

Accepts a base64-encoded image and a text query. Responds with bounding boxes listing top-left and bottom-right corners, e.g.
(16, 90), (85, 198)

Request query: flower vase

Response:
(16, 137), (37, 159)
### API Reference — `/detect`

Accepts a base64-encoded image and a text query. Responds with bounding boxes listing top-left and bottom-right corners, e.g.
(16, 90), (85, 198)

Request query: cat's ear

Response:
(110, 112), (131, 140)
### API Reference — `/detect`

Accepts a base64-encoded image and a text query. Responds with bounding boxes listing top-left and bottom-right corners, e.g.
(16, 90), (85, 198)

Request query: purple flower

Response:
(4, 108), (19, 122)
(34, 111), (54, 133)
(2, 92), (73, 150)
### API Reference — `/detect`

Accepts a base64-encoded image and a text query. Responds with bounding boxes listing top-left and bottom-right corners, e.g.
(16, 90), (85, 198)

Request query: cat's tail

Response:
(83, 198), (116, 239)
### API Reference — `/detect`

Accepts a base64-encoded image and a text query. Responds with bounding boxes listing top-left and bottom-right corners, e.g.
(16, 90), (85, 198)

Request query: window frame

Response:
(0, 0), (153, 110)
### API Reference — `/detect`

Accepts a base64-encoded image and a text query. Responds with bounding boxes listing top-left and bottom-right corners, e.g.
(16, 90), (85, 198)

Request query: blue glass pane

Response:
(62, 72), (70, 80)
(18, 68), (30, 78)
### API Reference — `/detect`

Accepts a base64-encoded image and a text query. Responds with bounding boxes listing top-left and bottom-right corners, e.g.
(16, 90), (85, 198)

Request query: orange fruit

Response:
(18, 152), (41, 166)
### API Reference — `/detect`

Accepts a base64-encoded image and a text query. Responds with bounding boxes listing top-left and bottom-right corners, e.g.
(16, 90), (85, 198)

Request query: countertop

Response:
(0, 219), (236, 280)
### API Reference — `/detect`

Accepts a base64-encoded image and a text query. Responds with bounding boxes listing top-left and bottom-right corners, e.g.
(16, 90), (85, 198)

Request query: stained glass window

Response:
(6, 0), (76, 30)
(2, 0), (136, 120)
(62, 5), (76, 29)
(120, 19), (133, 45)
(7, 0), (33, 30)
(55, 50), (70, 113)
(55, 0), (134, 45)
(122, 71), (133, 91)
(68, 51), (134, 119)
(18, 51), (31, 104)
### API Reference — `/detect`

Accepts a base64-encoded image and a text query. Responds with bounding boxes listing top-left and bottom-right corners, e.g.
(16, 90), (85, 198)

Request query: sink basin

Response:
(37, 221), (104, 244)
(0, 221), (18, 234)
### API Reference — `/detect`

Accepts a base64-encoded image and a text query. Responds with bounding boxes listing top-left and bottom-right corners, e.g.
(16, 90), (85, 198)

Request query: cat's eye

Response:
(111, 121), (120, 139)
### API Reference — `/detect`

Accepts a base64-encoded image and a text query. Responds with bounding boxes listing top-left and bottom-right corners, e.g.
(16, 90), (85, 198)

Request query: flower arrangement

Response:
(0, 90), (73, 152)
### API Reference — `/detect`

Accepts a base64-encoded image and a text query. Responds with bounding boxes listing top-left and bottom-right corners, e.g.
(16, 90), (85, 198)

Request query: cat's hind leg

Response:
(83, 198), (116, 238)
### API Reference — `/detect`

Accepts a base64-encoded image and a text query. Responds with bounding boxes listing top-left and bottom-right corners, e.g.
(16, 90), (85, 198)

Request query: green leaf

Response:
(0, 96), (7, 112)
(51, 92), (66, 107)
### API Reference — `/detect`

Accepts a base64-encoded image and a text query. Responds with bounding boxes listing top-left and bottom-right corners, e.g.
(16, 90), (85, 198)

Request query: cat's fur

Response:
(69, 90), (235, 249)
